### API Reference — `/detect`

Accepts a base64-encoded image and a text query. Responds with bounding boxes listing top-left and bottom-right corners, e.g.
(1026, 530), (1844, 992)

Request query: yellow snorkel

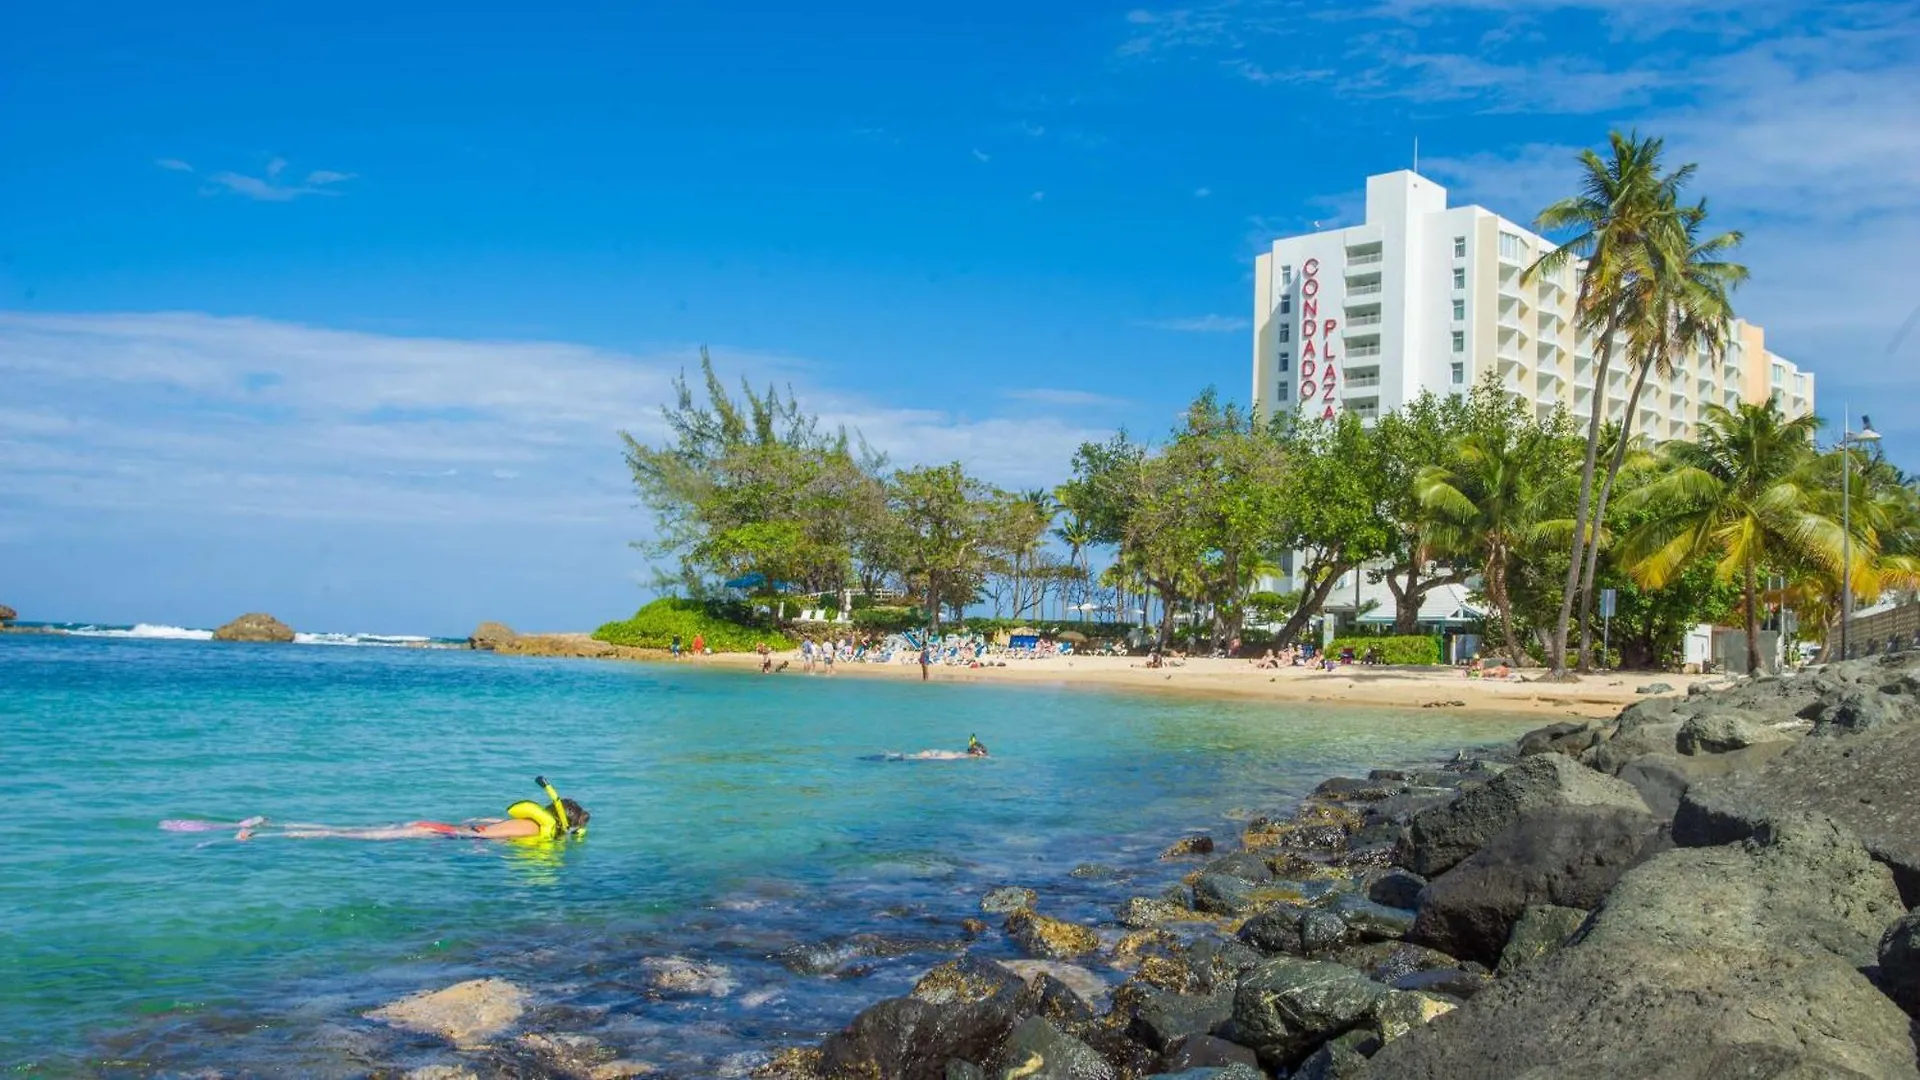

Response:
(535, 775), (582, 838)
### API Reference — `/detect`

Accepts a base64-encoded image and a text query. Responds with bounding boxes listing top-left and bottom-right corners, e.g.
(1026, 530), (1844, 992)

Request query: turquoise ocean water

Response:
(3, 634), (1538, 1076)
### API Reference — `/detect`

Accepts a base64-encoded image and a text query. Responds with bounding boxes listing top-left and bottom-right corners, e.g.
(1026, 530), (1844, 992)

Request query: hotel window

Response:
(1453, 236), (1465, 258)
(1281, 264), (1293, 284)
(1279, 351), (1291, 372)
(1452, 299), (1465, 321)
(1452, 267), (1466, 289)
(1452, 331), (1465, 352)
(1451, 361), (1465, 383)
(1278, 323), (1291, 342)
(1280, 294), (1292, 314)
(1278, 382), (1290, 400)
(1499, 231), (1525, 260)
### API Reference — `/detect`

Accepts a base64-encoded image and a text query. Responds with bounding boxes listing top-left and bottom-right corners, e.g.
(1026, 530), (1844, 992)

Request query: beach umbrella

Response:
(1057, 630), (1089, 644)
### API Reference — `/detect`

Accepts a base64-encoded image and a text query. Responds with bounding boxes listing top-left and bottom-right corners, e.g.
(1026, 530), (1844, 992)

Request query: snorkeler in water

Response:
(167, 777), (589, 842)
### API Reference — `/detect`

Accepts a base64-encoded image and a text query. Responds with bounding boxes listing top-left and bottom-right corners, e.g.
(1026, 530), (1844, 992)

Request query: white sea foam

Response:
(293, 632), (436, 647)
(64, 623), (215, 641)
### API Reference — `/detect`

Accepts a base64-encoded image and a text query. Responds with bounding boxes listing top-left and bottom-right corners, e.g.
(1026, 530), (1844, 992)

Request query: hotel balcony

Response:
(1346, 313), (1382, 328)
(1345, 252), (1383, 270)
(1348, 343), (1382, 359)
(1347, 283), (1383, 298)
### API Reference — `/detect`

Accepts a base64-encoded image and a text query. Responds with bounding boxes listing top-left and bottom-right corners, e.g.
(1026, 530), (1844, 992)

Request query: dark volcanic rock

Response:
(1162, 1033), (1261, 1072)
(1359, 813), (1916, 1079)
(0, 604), (15, 624)
(1517, 720), (1600, 758)
(1293, 1029), (1377, 1080)
(1675, 710), (1794, 755)
(1230, 957), (1391, 1070)
(819, 992), (1021, 1080)
(1299, 909), (1352, 953)
(1882, 910), (1920, 1017)
(1407, 805), (1665, 966)
(1367, 868), (1427, 910)
(1388, 967), (1491, 999)
(1128, 987), (1233, 1051)
(1396, 754), (1649, 877)
(1326, 893), (1416, 942)
(1199, 851), (1275, 883)
(991, 1016), (1113, 1080)
(1237, 904), (1308, 955)
(1116, 896), (1196, 929)
(1675, 713), (1920, 905)
(1494, 904), (1588, 975)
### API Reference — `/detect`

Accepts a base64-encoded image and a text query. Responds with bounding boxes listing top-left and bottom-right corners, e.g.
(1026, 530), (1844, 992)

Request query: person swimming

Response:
(220, 777), (589, 842)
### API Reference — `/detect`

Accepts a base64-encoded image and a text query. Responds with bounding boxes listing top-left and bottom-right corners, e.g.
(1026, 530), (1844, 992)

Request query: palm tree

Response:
(1572, 202), (1747, 670)
(1053, 512), (1096, 622)
(1416, 427), (1557, 665)
(1525, 132), (1698, 676)
(1618, 401), (1849, 675)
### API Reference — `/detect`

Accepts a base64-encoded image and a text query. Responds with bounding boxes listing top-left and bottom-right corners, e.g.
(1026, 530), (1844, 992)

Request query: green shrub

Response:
(1327, 635), (1442, 665)
(851, 606), (922, 633)
(593, 598), (793, 653)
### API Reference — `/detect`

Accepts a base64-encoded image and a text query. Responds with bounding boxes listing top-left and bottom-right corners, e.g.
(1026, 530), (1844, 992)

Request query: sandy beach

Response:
(683, 649), (1688, 718)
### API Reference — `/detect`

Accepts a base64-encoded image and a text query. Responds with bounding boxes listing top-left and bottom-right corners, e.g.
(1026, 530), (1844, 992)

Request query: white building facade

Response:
(1251, 170), (1814, 438)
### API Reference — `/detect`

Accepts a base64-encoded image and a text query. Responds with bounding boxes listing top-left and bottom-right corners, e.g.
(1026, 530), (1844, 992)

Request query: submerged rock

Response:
(981, 886), (1038, 914)
(365, 978), (529, 1048)
(999, 960), (1108, 1011)
(639, 956), (735, 997)
(212, 612), (295, 643)
(1161, 835), (1216, 858)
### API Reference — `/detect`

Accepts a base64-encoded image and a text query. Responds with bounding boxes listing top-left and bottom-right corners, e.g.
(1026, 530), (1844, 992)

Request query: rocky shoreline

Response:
(264, 652), (1920, 1079)
(719, 650), (1920, 1079)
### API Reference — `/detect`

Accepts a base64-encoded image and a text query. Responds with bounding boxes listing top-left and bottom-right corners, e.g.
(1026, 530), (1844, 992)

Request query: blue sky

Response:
(2, 0), (1915, 635)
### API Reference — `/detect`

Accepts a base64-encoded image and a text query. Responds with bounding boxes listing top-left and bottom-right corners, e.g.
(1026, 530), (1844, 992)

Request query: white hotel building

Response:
(1251, 170), (1814, 438)
(1251, 170), (1815, 635)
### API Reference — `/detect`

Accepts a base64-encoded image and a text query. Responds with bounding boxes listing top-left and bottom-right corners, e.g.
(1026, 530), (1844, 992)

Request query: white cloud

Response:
(972, 148), (991, 163)
(1003, 387), (1132, 408)
(0, 312), (1105, 533)
(1031, 190), (1046, 201)
(1194, 186), (1212, 198)
(160, 157), (356, 201)
(1134, 314), (1252, 333)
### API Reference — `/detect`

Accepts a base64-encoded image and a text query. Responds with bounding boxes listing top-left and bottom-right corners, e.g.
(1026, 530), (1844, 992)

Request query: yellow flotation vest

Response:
(505, 800), (563, 840)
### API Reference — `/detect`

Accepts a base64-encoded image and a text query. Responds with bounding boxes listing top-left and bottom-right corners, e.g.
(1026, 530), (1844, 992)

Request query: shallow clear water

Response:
(3, 635), (1538, 1076)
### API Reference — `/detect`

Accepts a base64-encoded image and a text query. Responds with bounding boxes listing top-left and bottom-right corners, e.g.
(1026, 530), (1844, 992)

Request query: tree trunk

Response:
(927, 573), (943, 634)
(1490, 548), (1523, 665)
(1391, 563), (1422, 635)
(1551, 314), (1619, 675)
(1275, 561), (1348, 648)
(1155, 582), (1179, 648)
(1744, 559), (1763, 675)
(1576, 360), (1652, 671)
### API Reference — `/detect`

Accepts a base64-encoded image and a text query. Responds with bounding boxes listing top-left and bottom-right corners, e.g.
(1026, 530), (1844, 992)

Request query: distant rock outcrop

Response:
(468, 621), (518, 650)
(211, 613), (295, 643)
(0, 604), (15, 625)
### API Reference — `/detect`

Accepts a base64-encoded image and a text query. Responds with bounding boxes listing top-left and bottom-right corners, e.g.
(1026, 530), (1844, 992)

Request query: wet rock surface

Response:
(365, 978), (530, 1048)
(1396, 753), (1650, 877)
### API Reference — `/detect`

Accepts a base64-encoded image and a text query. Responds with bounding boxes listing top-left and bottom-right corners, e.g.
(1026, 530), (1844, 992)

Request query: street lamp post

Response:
(1839, 410), (1881, 661)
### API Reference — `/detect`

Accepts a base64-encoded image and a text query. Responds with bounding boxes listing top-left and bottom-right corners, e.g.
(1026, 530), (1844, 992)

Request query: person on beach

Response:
(919, 643), (931, 681)
(691, 633), (705, 657)
(756, 641), (772, 673)
(801, 637), (815, 673)
(671, 634), (683, 660)
(823, 641), (836, 675)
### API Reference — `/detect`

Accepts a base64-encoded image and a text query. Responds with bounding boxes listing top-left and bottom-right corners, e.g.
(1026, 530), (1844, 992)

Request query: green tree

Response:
(1618, 401), (1848, 674)
(1270, 412), (1394, 647)
(1373, 391), (1473, 634)
(622, 349), (885, 598)
(1053, 512), (1097, 621)
(1417, 380), (1575, 663)
(889, 463), (1001, 632)
(1526, 132), (1702, 675)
